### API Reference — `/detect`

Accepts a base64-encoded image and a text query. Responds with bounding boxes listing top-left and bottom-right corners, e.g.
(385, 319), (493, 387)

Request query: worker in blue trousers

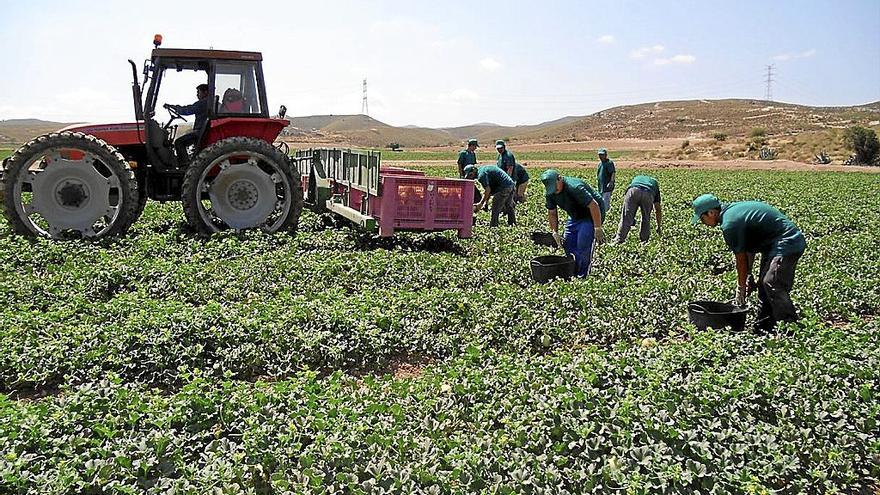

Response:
(541, 169), (606, 277)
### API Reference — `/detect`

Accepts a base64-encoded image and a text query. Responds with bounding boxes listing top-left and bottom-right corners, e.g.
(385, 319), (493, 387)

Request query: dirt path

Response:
(385, 159), (880, 173)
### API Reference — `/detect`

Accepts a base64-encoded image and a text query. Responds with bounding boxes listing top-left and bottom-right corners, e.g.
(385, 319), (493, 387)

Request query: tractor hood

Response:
(60, 122), (144, 146)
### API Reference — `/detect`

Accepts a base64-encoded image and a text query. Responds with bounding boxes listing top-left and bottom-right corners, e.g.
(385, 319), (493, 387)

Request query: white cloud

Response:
(597, 35), (614, 44)
(480, 57), (502, 71)
(773, 49), (816, 62)
(654, 54), (696, 66)
(630, 44), (664, 59)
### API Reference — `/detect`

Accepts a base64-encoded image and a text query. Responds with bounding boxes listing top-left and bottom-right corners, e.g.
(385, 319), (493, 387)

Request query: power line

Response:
(764, 64), (775, 101)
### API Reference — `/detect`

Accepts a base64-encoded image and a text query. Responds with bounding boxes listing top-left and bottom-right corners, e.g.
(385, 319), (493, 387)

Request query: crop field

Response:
(1, 167), (879, 493)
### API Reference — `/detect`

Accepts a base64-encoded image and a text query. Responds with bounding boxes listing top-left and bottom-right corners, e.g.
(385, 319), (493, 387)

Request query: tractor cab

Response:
(137, 46), (273, 170)
(2, 36), (299, 240)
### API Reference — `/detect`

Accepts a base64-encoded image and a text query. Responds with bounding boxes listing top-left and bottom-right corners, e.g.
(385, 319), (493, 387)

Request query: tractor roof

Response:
(151, 48), (263, 62)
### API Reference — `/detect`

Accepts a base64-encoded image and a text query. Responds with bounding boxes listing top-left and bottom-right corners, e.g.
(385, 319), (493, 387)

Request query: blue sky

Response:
(1, 0), (878, 127)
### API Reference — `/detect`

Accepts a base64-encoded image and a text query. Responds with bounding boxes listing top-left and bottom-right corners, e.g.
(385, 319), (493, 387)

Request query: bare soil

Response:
(386, 159), (880, 173)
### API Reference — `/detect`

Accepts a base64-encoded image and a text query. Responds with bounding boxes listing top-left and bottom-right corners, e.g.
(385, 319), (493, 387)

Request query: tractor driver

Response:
(164, 83), (210, 165)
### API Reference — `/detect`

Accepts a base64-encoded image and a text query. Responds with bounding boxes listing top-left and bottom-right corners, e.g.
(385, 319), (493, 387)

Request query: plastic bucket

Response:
(688, 300), (748, 331)
(530, 255), (576, 283)
(530, 231), (557, 248)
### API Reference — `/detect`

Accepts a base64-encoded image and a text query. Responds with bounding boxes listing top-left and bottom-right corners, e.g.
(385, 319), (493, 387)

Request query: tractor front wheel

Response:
(0, 132), (139, 239)
(181, 137), (303, 236)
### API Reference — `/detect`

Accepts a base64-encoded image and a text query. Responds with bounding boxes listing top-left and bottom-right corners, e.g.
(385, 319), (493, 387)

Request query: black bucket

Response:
(530, 231), (558, 248)
(530, 255), (576, 283)
(688, 300), (748, 331)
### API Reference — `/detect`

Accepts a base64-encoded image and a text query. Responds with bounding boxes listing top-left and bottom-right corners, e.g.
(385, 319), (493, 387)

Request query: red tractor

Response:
(0, 35), (302, 239)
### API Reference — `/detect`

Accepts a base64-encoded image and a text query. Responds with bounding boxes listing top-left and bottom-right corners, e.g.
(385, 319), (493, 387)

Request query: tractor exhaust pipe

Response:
(129, 59), (144, 121)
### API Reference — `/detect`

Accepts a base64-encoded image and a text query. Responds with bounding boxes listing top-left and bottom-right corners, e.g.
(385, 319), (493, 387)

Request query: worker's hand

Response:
(473, 203), (482, 214)
(746, 274), (758, 295)
(551, 231), (562, 249)
(734, 284), (747, 307)
(594, 226), (606, 244)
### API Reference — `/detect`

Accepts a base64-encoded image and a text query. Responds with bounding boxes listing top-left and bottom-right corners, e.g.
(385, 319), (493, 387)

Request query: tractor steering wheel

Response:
(162, 104), (188, 129)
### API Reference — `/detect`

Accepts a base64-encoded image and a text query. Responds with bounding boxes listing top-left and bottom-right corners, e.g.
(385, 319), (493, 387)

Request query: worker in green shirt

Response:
(596, 148), (616, 210)
(495, 140), (516, 178)
(512, 162), (530, 203)
(541, 169), (606, 277)
(463, 164), (516, 226)
(692, 194), (806, 332)
(613, 175), (662, 243)
(457, 138), (478, 178)
(457, 138), (482, 204)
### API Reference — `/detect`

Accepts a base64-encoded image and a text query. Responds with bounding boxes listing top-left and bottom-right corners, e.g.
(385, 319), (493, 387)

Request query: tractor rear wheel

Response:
(181, 137), (303, 236)
(0, 132), (139, 239)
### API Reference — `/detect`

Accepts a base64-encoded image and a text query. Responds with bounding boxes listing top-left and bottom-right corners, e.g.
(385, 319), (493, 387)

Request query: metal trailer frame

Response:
(295, 147), (474, 238)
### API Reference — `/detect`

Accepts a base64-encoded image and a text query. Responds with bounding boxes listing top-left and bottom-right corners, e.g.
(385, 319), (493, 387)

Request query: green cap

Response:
(691, 194), (721, 224)
(462, 165), (477, 177)
(467, 138), (478, 146)
(597, 147), (608, 155)
(540, 169), (560, 195)
(495, 139), (506, 149)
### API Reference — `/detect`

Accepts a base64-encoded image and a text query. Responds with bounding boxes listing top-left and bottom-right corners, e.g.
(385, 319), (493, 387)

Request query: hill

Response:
(5, 100), (879, 151)
(283, 114), (588, 148)
(515, 99), (880, 142)
(0, 119), (69, 145)
(282, 114), (456, 148)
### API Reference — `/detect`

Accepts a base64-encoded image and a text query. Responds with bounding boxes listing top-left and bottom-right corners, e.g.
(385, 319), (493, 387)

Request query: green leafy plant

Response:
(0, 166), (878, 493)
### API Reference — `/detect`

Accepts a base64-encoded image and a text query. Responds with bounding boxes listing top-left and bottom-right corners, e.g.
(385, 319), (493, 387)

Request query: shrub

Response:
(843, 126), (879, 165)
(750, 127), (767, 138)
(713, 132), (727, 142)
(681, 140), (690, 149)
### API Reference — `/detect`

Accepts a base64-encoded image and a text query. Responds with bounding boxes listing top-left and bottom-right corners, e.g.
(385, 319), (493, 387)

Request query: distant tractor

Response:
(0, 35), (302, 239)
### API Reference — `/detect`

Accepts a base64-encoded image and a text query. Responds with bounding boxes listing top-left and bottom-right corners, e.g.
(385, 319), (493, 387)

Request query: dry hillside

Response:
(0, 119), (69, 145)
(513, 99), (880, 143)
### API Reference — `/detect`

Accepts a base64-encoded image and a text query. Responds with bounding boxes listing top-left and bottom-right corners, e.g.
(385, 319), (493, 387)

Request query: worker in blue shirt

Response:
(692, 194), (806, 332)
(541, 169), (606, 277)
(463, 164), (516, 226)
(164, 83), (210, 165)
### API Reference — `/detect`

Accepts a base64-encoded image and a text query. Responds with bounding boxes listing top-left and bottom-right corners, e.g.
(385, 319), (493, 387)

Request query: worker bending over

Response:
(463, 164), (516, 227)
(541, 169), (606, 277)
(692, 194), (806, 332)
(613, 175), (662, 243)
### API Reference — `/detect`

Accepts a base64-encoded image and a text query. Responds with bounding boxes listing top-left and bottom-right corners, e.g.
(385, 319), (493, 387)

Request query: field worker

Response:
(495, 140), (516, 178)
(692, 194), (806, 332)
(458, 138), (483, 204)
(596, 148), (616, 210)
(512, 162), (530, 203)
(541, 169), (606, 277)
(457, 138), (479, 178)
(164, 83), (210, 165)
(463, 164), (516, 226)
(613, 175), (662, 243)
